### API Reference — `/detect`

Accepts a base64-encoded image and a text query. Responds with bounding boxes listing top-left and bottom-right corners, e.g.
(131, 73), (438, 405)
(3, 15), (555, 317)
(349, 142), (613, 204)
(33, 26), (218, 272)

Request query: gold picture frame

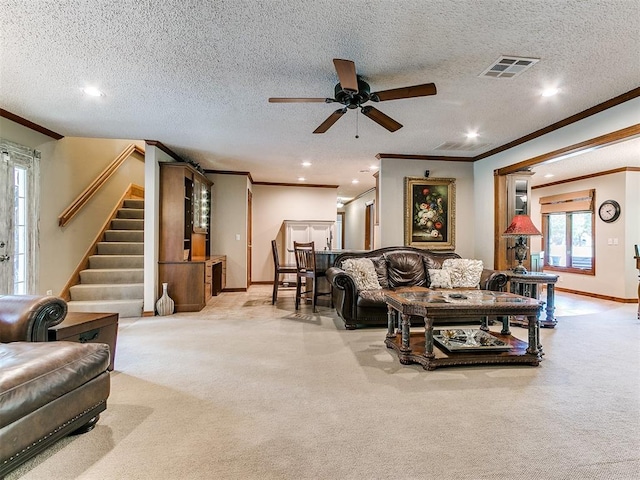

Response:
(404, 177), (456, 249)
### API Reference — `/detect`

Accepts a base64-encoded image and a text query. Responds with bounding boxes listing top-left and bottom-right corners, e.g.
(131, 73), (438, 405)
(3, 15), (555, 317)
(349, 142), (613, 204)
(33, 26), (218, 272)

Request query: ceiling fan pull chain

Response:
(355, 108), (359, 139)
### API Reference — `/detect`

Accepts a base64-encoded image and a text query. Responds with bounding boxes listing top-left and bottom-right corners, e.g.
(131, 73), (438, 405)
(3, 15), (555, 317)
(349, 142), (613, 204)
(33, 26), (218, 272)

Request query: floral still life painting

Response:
(404, 177), (456, 249)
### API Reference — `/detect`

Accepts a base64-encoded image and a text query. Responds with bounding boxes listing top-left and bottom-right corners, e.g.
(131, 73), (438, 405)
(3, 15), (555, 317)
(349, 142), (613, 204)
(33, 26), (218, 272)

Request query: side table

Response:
(507, 271), (558, 328)
(48, 312), (119, 371)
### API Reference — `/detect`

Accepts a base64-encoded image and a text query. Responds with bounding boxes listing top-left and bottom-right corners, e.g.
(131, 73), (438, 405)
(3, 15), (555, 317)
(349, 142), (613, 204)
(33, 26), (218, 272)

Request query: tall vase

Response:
(156, 282), (175, 316)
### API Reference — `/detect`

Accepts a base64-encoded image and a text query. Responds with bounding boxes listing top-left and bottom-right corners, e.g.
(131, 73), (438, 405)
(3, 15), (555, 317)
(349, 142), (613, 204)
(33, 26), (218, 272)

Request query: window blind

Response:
(539, 189), (594, 214)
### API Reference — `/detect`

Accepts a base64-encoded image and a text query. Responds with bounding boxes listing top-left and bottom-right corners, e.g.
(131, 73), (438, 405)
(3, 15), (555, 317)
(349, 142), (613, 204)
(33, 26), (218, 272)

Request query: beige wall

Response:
(250, 184), (337, 283)
(530, 170), (638, 300)
(1, 117), (55, 148)
(624, 171), (640, 299)
(473, 97), (640, 300)
(378, 159), (476, 257)
(1, 118), (145, 295)
(38, 137), (145, 294)
(343, 189), (375, 250)
(209, 173), (251, 289)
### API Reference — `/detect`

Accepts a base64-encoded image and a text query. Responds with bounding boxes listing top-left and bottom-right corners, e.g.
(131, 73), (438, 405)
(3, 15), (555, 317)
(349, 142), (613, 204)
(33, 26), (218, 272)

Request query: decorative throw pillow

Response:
(428, 269), (452, 288)
(371, 256), (389, 289)
(442, 258), (484, 288)
(341, 258), (382, 291)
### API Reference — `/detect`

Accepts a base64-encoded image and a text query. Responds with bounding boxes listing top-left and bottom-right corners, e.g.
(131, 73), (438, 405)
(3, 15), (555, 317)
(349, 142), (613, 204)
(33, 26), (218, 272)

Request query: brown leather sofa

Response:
(326, 246), (508, 329)
(0, 295), (111, 477)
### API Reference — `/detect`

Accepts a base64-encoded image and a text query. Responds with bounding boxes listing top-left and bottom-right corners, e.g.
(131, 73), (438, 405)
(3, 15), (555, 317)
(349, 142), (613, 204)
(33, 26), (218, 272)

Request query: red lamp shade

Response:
(503, 215), (542, 237)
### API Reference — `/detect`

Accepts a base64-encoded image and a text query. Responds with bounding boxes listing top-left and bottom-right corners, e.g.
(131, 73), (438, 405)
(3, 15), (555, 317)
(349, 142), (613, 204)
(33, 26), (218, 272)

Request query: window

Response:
(540, 190), (595, 275)
(14, 165), (27, 294)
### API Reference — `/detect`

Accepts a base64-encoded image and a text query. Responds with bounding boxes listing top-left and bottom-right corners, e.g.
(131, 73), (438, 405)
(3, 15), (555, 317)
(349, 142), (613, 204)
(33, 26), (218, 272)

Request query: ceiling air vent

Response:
(435, 141), (491, 152)
(479, 56), (540, 79)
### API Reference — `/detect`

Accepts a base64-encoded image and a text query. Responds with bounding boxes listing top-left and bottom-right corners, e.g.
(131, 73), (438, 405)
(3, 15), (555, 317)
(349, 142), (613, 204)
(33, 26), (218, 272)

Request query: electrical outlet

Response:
(46, 290), (53, 295)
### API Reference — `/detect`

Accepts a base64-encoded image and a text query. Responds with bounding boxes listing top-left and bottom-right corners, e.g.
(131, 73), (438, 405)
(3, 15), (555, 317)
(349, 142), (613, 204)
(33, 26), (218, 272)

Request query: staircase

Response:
(67, 199), (144, 318)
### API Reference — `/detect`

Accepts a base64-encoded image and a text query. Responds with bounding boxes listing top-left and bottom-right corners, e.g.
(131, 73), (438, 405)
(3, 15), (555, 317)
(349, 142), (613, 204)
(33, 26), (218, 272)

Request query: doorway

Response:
(365, 202), (374, 250)
(0, 140), (39, 294)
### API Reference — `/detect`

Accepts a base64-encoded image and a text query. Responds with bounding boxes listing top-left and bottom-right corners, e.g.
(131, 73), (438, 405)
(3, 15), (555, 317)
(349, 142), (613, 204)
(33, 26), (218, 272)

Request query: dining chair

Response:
(271, 240), (297, 305)
(293, 241), (331, 312)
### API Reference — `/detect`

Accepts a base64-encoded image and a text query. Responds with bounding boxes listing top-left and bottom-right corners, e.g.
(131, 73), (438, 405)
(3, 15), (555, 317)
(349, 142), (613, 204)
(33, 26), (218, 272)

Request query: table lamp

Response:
(502, 215), (542, 273)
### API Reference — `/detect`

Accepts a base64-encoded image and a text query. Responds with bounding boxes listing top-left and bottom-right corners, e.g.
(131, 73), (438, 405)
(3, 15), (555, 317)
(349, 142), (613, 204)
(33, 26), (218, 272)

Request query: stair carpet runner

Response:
(67, 198), (144, 318)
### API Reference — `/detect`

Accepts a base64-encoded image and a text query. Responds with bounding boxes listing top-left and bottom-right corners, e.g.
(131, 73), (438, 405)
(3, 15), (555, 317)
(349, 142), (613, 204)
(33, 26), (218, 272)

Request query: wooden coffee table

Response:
(384, 287), (542, 370)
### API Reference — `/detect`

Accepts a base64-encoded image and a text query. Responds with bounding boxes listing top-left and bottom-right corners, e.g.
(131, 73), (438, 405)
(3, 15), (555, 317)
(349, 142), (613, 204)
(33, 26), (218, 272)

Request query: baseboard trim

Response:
(251, 281), (272, 285)
(555, 287), (638, 303)
(142, 311), (155, 317)
(222, 288), (247, 292)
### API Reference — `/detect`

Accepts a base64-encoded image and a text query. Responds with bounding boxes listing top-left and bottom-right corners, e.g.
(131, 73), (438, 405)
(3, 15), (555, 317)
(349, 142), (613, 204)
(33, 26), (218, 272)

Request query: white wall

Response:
(143, 144), (174, 313)
(378, 158), (476, 257)
(343, 189), (375, 250)
(209, 173), (251, 289)
(530, 170), (638, 300)
(251, 184), (337, 283)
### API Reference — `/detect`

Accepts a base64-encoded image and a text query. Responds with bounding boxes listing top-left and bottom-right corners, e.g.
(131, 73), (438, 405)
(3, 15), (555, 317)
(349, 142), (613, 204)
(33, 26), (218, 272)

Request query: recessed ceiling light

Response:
(301, 161), (311, 167)
(541, 88), (559, 97)
(351, 179), (359, 184)
(298, 177), (305, 181)
(82, 86), (105, 97)
(370, 165), (379, 170)
(465, 131), (479, 139)
(544, 173), (555, 178)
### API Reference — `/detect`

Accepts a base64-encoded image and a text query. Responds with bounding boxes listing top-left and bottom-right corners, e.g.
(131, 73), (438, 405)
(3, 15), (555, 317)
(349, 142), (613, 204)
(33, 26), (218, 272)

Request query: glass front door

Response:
(0, 140), (39, 294)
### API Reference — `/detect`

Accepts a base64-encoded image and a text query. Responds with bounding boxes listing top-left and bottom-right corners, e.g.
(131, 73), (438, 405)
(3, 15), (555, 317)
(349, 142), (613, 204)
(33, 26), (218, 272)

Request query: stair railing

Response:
(58, 144), (145, 227)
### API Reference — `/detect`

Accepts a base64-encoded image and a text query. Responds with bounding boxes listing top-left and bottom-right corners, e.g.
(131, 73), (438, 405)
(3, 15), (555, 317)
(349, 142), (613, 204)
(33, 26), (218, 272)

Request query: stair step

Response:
(111, 218), (144, 230)
(123, 199), (144, 209)
(89, 254), (144, 269)
(67, 299), (143, 319)
(97, 242), (144, 255)
(80, 268), (144, 284)
(70, 283), (144, 301)
(117, 208), (144, 219)
(104, 230), (144, 242)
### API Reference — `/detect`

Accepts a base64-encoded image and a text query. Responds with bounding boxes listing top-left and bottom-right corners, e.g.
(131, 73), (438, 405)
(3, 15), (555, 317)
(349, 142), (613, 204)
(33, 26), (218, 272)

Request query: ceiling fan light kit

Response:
(269, 58), (437, 134)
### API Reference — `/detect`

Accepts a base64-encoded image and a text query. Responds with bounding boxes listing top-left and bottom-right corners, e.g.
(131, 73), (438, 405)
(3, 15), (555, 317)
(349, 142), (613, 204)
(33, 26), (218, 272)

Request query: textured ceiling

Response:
(1, 0), (639, 199)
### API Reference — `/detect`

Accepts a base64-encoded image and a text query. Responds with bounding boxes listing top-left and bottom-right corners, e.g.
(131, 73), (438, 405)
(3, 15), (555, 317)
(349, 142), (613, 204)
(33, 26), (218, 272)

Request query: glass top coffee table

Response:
(384, 287), (543, 370)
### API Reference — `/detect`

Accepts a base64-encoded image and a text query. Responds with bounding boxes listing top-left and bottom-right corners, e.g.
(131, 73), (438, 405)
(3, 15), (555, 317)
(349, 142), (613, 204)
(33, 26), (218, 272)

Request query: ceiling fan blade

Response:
(361, 106), (403, 132)
(269, 97), (333, 103)
(370, 83), (437, 102)
(333, 59), (358, 93)
(313, 108), (347, 134)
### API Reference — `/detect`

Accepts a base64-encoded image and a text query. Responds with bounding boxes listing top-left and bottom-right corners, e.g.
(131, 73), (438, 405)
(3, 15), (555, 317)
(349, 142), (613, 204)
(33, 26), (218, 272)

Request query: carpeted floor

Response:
(7, 286), (640, 480)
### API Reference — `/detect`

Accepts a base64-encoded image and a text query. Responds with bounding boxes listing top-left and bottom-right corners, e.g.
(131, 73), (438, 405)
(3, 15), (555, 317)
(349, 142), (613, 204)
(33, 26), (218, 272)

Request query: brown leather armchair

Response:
(0, 295), (111, 477)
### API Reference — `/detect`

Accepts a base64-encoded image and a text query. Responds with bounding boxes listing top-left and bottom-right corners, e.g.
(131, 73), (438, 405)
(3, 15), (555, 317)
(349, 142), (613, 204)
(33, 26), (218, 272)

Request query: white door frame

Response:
(0, 139), (40, 294)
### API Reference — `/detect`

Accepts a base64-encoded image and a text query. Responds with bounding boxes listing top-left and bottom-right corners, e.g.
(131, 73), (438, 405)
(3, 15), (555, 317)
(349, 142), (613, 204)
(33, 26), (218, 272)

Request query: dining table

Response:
(288, 249), (370, 306)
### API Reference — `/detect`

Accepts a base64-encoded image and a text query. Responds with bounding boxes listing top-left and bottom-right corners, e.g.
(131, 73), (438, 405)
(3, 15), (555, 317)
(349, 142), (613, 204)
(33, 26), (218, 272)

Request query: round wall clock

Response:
(598, 199), (621, 223)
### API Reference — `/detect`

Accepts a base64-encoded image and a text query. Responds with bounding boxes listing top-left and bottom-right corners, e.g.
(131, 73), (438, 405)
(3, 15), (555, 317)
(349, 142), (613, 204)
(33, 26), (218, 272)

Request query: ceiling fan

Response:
(268, 59), (437, 134)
